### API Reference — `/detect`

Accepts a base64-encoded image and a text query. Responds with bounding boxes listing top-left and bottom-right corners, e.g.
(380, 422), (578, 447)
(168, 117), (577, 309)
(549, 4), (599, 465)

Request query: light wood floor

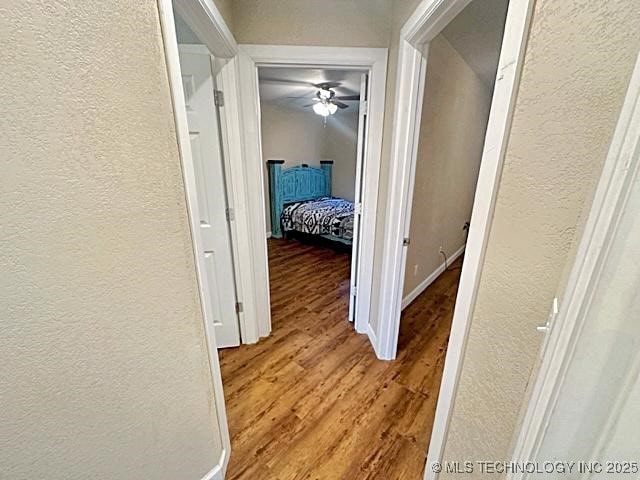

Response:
(219, 238), (461, 480)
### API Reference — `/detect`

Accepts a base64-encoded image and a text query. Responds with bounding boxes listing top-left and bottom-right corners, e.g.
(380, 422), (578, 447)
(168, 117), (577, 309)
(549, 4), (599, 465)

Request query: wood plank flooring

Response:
(219, 238), (462, 480)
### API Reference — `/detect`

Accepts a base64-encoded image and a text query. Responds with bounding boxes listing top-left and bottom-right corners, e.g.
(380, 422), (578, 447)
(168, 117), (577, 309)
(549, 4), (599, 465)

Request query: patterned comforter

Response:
(281, 197), (354, 241)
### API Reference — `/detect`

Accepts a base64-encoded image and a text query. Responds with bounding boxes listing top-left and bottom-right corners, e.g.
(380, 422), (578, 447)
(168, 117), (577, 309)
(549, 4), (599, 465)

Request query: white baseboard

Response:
(367, 322), (385, 359)
(201, 465), (222, 480)
(266, 231), (272, 239)
(401, 245), (465, 310)
(200, 449), (226, 480)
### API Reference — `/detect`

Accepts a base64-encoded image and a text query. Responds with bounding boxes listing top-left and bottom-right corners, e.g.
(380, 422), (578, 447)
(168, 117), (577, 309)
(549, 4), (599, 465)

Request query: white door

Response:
(510, 59), (640, 479)
(349, 73), (369, 323)
(178, 46), (240, 348)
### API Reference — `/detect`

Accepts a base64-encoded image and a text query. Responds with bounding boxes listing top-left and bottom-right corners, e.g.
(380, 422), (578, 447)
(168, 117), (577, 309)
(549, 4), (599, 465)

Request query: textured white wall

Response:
(231, 0), (391, 47)
(440, 0), (640, 476)
(403, 35), (492, 296)
(0, 1), (223, 479)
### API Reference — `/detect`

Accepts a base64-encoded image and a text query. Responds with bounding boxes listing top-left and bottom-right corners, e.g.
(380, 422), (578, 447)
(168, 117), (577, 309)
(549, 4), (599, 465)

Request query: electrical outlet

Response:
(413, 264), (419, 276)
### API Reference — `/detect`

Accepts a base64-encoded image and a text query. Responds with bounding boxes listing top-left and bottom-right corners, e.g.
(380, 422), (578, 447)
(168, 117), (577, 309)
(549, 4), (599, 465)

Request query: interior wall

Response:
(440, 0), (509, 89)
(322, 110), (359, 202)
(260, 103), (327, 166)
(440, 0), (640, 475)
(1, 2), (224, 479)
(231, 0), (391, 47)
(403, 34), (492, 297)
(212, 0), (234, 30)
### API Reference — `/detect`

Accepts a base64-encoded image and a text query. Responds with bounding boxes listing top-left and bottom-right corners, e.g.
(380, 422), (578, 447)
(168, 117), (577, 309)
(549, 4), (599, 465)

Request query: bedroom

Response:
(259, 67), (365, 330)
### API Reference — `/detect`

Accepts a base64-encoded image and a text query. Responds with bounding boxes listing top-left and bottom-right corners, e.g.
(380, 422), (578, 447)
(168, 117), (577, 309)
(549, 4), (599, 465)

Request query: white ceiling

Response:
(258, 67), (362, 113)
(442, 0), (509, 88)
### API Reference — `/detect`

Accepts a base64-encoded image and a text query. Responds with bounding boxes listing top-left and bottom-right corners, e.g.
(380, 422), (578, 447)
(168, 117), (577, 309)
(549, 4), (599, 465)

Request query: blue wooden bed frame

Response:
(266, 160), (352, 245)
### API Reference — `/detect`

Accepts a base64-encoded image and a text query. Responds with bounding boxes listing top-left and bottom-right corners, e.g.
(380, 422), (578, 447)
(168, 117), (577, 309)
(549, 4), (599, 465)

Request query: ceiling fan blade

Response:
(333, 101), (349, 109)
(259, 77), (315, 88)
(334, 95), (360, 101)
(286, 95), (314, 99)
(313, 81), (341, 90)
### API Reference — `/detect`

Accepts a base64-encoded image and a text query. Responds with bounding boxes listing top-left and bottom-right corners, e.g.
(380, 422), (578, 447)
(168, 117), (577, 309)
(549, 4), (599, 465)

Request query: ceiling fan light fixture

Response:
(327, 103), (338, 115)
(313, 102), (330, 117)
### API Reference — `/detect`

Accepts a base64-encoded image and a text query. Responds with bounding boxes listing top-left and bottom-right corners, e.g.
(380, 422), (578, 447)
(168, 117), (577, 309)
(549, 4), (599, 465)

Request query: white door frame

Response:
(177, 42), (243, 348)
(216, 57), (263, 345)
(508, 54), (640, 480)
(157, 1), (236, 478)
(348, 72), (370, 324)
(235, 44), (388, 341)
(172, 0), (236, 58)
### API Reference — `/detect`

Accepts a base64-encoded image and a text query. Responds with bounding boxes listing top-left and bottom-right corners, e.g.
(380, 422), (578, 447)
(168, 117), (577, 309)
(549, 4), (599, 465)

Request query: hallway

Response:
(219, 239), (461, 479)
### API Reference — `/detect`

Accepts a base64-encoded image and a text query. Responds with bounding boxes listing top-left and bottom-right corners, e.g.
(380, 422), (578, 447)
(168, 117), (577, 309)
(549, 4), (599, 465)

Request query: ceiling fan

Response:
(304, 82), (360, 117)
(259, 76), (360, 116)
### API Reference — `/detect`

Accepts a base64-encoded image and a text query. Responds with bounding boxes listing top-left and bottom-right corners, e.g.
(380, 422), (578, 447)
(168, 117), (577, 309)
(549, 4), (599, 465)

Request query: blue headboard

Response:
(266, 160), (333, 237)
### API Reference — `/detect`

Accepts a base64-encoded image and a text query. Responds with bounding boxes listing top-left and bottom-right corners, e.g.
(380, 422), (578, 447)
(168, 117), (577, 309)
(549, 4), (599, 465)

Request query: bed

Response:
(266, 160), (354, 245)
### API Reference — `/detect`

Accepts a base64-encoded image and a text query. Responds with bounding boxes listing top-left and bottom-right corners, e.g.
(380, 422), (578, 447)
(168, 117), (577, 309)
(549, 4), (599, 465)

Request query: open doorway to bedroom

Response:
(259, 67), (364, 334)
(221, 46), (387, 348)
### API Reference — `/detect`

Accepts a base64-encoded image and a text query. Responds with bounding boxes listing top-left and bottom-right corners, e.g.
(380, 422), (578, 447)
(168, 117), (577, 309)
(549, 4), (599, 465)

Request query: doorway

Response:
(234, 45), (388, 350)
(371, 0), (536, 477)
(388, 0), (513, 471)
(258, 66), (366, 330)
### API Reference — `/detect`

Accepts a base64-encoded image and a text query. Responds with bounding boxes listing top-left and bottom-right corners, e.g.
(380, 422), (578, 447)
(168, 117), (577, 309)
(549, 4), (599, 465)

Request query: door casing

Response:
(235, 44), (388, 347)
